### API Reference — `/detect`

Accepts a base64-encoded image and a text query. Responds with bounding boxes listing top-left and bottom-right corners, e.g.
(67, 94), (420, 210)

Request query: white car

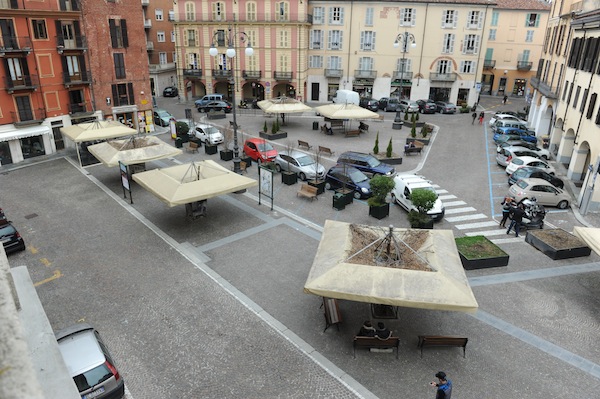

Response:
(502, 144), (551, 160)
(390, 174), (445, 220)
(496, 141), (551, 159)
(508, 178), (570, 209)
(193, 123), (224, 145)
(505, 156), (555, 175)
(274, 150), (326, 181)
(489, 114), (526, 127)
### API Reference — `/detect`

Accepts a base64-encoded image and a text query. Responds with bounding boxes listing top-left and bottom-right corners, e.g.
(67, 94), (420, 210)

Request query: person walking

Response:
(503, 94), (508, 104)
(506, 203), (525, 237)
(471, 111), (477, 124)
(499, 196), (513, 227)
(478, 111), (485, 124)
(430, 371), (452, 399)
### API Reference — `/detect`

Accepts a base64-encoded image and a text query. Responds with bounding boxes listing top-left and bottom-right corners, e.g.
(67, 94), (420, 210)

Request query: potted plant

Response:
(219, 125), (234, 161)
(175, 121), (191, 144)
(407, 188), (437, 229)
(334, 162), (354, 206)
(367, 175), (395, 219)
(386, 137), (393, 158)
(455, 236), (510, 270)
(373, 132), (380, 155)
(308, 147), (326, 195)
(280, 140), (298, 186)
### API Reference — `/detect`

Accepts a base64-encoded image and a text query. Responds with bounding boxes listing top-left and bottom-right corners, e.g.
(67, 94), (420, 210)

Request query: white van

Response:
(332, 90), (360, 105)
(391, 174), (445, 220)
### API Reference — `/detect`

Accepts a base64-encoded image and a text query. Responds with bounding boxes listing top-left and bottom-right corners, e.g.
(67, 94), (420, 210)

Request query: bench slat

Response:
(297, 184), (318, 200)
(417, 335), (468, 358)
(318, 146), (334, 156)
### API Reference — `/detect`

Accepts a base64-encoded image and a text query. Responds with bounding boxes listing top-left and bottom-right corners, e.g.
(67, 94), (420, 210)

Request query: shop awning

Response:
(0, 125), (52, 142)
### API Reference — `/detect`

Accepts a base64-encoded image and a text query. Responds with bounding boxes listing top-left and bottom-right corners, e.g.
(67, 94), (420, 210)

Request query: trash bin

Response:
(313, 121), (319, 130)
(175, 137), (183, 148)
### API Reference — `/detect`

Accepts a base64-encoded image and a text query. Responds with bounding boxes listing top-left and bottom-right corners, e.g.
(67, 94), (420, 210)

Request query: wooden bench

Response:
(417, 335), (468, 358)
(297, 183), (318, 200)
(345, 130), (361, 138)
(353, 336), (400, 359)
(318, 146), (334, 156)
(186, 142), (199, 153)
(330, 120), (345, 135)
(298, 140), (312, 150)
(404, 146), (422, 155)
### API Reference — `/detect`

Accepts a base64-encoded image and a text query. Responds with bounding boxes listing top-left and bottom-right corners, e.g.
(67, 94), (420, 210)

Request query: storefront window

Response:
(0, 142), (13, 165)
(20, 136), (46, 159)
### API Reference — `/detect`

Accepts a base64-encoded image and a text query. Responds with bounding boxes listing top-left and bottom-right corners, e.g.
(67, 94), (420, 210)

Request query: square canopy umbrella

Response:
(60, 120), (137, 143)
(573, 227), (600, 256)
(87, 136), (182, 167)
(314, 103), (380, 120)
(304, 221), (479, 313)
(132, 160), (258, 207)
(257, 96), (313, 125)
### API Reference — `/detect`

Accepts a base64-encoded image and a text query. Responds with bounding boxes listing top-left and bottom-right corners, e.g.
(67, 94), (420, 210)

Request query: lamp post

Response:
(209, 26), (253, 174)
(393, 31), (417, 99)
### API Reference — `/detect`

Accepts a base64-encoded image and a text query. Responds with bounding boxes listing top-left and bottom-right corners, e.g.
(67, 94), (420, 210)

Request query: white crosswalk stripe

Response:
(491, 237), (523, 244)
(442, 200), (467, 207)
(466, 229), (506, 237)
(455, 221), (499, 230)
(444, 207), (477, 215)
(445, 213), (488, 222)
(438, 194), (457, 200)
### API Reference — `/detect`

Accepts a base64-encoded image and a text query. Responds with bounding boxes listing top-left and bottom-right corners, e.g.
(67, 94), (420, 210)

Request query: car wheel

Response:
(299, 172), (306, 181)
(353, 191), (362, 199)
(390, 193), (397, 204)
(324, 182), (332, 190)
(557, 200), (569, 209)
(275, 164), (282, 172)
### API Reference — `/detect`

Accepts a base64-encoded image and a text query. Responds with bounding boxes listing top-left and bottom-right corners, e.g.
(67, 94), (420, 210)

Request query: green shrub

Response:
(175, 121), (189, 136)
(415, 112), (420, 121)
(411, 188), (438, 214)
(263, 120), (268, 133)
(386, 137), (393, 158)
(404, 111), (409, 121)
(367, 175), (395, 207)
(411, 120), (417, 138)
(373, 132), (380, 154)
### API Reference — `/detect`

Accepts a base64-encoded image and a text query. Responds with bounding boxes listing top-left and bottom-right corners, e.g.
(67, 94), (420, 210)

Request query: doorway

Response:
(311, 83), (319, 101)
(498, 77), (507, 96)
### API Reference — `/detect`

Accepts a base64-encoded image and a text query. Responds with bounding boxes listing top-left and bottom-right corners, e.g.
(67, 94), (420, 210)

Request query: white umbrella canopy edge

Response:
(60, 120), (137, 142)
(572, 227), (600, 256)
(314, 103), (380, 120)
(87, 136), (182, 167)
(257, 96), (313, 114)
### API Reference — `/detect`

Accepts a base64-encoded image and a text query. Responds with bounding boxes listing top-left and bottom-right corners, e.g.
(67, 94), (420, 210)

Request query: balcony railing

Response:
(144, 19), (152, 29)
(5, 74), (38, 93)
(483, 59), (496, 70)
(517, 61), (533, 71)
(242, 70), (261, 79)
(56, 35), (88, 51)
(68, 102), (91, 114)
(0, 36), (32, 55)
(212, 69), (232, 79)
(429, 72), (457, 82)
(530, 77), (559, 99)
(274, 71), (293, 80)
(146, 41), (154, 51)
(174, 12), (314, 23)
(324, 69), (343, 78)
(393, 70), (412, 80)
(63, 70), (92, 86)
(10, 108), (46, 125)
(354, 69), (377, 79)
(183, 68), (202, 78)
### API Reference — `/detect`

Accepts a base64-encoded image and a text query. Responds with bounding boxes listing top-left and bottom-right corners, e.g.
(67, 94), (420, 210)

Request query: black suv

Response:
(0, 218), (25, 254)
(359, 97), (380, 112)
(337, 151), (396, 177)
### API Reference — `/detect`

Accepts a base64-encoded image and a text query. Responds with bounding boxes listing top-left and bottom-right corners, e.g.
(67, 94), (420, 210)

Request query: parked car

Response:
(0, 207), (5, 220)
(497, 141), (551, 159)
(489, 113), (526, 127)
(324, 165), (372, 199)
(243, 138), (278, 163)
(492, 119), (529, 133)
(0, 219), (25, 254)
(508, 178), (570, 209)
(153, 109), (175, 127)
(337, 151), (396, 177)
(434, 101), (457, 114)
(378, 97), (390, 110)
(505, 156), (556, 175)
(416, 99), (437, 114)
(391, 174), (445, 220)
(359, 97), (380, 112)
(56, 323), (125, 399)
(379, 98), (401, 112)
(493, 127), (537, 144)
(399, 99), (419, 113)
(496, 148), (542, 167)
(194, 94), (225, 108)
(162, 86), (178, 97)
(274, 150), (325, 181)
(508, 166), (564, 188)
(198, 100), (232, 113)
(193, 123), (224, 145)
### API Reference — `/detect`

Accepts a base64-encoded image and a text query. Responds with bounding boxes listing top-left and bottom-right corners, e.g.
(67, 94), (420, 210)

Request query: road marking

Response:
(29, 245), (38, 254)
(445, 213), (488, 222)
(444, 206), (477, 215)
(40, 258), (51, 267)
(438, 194), (457, 200)
(34, 270), (62, 287)
(435, 189), (449, 194)
(454, 221), (499, 229)
(442, 200), (467, 207)
(466, 229), (505, 237)
(491, 237), (523, 244)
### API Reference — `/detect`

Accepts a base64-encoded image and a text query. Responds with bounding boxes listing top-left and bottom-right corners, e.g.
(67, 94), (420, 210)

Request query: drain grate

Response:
(24, 213), (38, 219)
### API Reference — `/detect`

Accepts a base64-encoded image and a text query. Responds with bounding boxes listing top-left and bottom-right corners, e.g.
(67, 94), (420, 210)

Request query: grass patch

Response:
(455, 236), (508, 259)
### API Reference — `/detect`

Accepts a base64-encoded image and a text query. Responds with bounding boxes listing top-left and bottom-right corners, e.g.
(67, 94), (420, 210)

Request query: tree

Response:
(367, 175), (395, 207)
(373, 132), (380, 154)
(407, 188), (438, 227)
(411, 120), (417, 138)
(386, 137), (393, 158)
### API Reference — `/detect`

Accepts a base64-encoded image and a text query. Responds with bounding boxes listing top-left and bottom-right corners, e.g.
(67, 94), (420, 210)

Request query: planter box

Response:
(241, 156), (252, 167)
(333, 193), (346, 210)
(335, 189), (354, 205)
(308, 180), (326, 195)
(259, 131), (288, 140)
(410, 218), (434, 229)
(406, 138), (430, 146)
(220, 150), (233, 161)
(415, 122), (425, 127)
(455, 236), (509, 270)
(369, 203), (390, 220)
(207, 111), (226, 120)
(381, 157), (403, 165)
(525, 229), (592, 260)
(205, 145), (218, 155)
(281, 171), (298, 185)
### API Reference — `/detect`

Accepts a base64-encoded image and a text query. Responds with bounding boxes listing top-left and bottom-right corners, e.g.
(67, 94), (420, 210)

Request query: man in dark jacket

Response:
(430, 371), (452, 399)
(506, 203), (525, 237)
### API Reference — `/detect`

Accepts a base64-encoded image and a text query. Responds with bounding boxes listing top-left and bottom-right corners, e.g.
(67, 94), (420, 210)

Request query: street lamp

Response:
(209, 26), (253, 174)
(393, 31), (417, 98)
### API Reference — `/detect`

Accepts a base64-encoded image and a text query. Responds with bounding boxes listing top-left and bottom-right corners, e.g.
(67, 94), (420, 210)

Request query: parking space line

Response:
(445, 213), (488, 222)
(33, 270), (62, 287)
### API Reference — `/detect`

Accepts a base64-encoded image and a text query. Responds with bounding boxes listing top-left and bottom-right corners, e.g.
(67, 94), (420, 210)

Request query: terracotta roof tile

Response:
(494, 0), (551, 11)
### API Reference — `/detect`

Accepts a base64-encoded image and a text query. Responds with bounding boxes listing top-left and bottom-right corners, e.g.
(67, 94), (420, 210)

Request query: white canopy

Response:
(60, 120), (137, 143)
(314, 103), (380, 120)
(87, 136), (182, 167)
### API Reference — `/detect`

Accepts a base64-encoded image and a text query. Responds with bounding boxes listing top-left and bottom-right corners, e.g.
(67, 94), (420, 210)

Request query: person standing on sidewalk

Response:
(471, 111), (477, 124)
(430, 371), (452, 399)
(478, 111), (485, 124)
(500, 196), (513, 227)
(503, 94), (508, 104)
(506, 203), (525, 237)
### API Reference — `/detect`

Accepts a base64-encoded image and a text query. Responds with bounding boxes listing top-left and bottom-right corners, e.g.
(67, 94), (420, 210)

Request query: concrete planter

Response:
(259, 131), (288, 140)
(456, 236), (509, 270)
(525, 229), (592, 260)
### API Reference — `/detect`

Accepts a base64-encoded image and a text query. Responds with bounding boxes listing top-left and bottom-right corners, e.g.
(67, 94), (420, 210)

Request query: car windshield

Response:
(516, 180), (529, 189)
(512, 158), (524, 165)
(349, 169), (368, 183)
(257, 143), (274, 151)
(447, 103), (456, 107)
(296, 155), (315, 166)
(74, 364), (112, 392)
(513, 169), (528, 178)
(156, 110), (170, 118)
(203, 127), (219, 135)
(366, 157), (381, 167)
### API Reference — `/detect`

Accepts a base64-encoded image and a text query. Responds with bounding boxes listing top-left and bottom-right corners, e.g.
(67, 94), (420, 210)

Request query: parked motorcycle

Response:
(518, 197), (546, 229)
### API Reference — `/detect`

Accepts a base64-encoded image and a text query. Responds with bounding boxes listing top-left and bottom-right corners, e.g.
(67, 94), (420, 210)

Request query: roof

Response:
(56, 324), (105, 377)
(494, 0), (551, 11)
(319, 0), (498, 5)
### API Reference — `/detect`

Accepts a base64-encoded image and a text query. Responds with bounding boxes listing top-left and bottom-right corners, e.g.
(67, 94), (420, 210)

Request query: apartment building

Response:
(481, 0), (550, 97)
(143, 0), (178, 97)
(173, 0), (310, 103)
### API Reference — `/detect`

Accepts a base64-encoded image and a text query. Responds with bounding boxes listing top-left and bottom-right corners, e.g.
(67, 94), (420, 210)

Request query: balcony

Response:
(393, 70), (412, 80)
(144, 19), (152, 29)
(429, 72), (457, 82)
(146, 41), (154, 51)
(212, 69), (232, 79)
(10, 108), (46, 126)
(242, 70), (261, 80)
(483, 60), (496, 70)
(68, 102), (91, 115)
(141, 0), (149, 6)
(62, 70), (92, 87)
(5, 74), (38, 93)
(274, 71), (293, 81)
(354, 69), (377, 79)
(324, 69), (343, 78)
(517, 61), (533, 71)
(56, 35), (88, 52)
(0, 36), (32, 56)
(530, 77), (559, 99)
(183, 69), (202, 78)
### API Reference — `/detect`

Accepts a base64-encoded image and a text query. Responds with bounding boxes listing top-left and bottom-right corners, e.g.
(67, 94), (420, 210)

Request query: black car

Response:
(325, 165), (372, 199)
(359, 97), (380, 112)
(508, 166), (564, 188)
(0, 219), (26, 254)
(163, 86), (178, 97)
(199, 101), (232, 113)
(337, 151), (396, 177)
(416, 99), (437, 114)
(378, 97), (390, 110)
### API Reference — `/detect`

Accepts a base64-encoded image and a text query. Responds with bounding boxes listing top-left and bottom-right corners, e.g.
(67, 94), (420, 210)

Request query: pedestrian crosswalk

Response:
(433, 184), (523, 244)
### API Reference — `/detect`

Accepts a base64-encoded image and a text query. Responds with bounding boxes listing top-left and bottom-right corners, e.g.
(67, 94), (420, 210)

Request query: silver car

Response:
(193, 123), (224, 145)
(508, 178), (570, 209)
(399, 100), (419, 113)
(275, 150), (325, 181)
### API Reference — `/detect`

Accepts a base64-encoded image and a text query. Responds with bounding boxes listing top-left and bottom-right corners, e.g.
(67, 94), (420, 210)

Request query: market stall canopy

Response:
(132, 160), (258, 207)
(304, 221), (479, 313)
(60, 120), (137, 143)
(87, 136), (182, 167)
(257, 96), (313, 114)
(314, 103), (380, 120)
(573, 227), (600, 256)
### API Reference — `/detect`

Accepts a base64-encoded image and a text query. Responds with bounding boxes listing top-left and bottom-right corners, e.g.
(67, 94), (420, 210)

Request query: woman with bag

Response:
(500, 196), (513, 227)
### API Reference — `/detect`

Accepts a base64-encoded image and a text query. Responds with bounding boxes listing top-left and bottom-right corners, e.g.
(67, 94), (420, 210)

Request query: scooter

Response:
(519, 197), (546, 229)
(239, 100), (249, 109)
